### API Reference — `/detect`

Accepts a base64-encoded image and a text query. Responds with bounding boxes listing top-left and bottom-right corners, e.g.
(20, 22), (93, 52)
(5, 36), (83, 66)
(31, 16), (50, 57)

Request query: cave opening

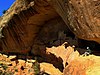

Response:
(32, 16), (100, 56)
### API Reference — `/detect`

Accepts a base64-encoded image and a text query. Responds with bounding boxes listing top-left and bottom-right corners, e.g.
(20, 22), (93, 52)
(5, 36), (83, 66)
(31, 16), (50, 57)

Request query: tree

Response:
(2, 10), (7, 14)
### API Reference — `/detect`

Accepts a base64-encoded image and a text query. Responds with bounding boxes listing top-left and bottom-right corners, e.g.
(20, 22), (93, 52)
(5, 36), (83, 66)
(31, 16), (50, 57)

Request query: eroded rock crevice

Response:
(0, 0), (100, 74)
(0, 0), (59, 54)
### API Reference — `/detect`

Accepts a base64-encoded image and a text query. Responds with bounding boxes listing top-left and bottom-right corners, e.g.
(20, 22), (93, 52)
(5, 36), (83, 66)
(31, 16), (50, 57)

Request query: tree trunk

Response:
(50, 0), (100, 43)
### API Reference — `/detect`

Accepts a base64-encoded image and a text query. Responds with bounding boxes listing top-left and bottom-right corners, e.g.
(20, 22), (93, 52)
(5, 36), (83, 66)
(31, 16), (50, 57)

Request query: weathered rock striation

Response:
(0, 0), (60, 53)
(50, 0), (100, 43)
(0, 0), (100, 74)
(0, 0), (100, 56)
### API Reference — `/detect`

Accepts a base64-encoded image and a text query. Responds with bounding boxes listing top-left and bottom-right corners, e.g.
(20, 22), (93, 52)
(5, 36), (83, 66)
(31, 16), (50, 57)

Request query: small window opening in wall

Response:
(0, 0), (15, 16)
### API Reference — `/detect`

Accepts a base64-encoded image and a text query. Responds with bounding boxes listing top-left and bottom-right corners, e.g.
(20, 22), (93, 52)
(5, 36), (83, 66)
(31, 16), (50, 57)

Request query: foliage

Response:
(2, 10), (7, 14)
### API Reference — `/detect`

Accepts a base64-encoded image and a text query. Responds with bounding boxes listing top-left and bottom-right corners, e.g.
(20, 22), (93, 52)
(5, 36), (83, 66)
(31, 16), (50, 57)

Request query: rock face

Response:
(50, 0), (100, 43)
(63, 55), (100, 75)
(45, 43), (100, 75)
(0, 0), (76, 70)
(0, 0), (78, 55)
(0, 0), (100, 75)
(32, 17), (69, 55)
(0, 0), (59, 53)
(0, 0), (100, 54)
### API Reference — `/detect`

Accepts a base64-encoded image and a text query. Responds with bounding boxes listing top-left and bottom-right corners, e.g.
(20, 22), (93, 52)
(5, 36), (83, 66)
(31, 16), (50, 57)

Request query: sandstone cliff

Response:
(0, 0), (100, 75)
(0, 0), (60, 53)
(0, 0), (100, 54)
